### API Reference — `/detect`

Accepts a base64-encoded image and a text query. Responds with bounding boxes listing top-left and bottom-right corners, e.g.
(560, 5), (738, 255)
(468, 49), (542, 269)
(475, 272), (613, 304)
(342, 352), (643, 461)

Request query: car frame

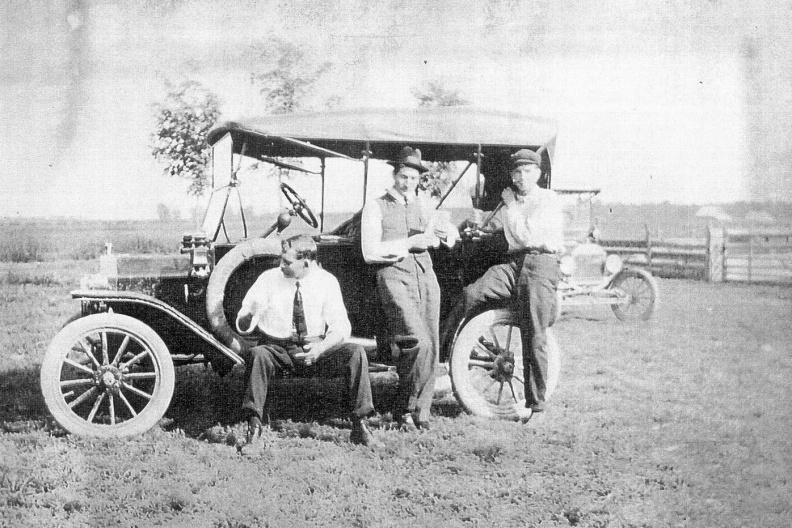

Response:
(41, 107), (566, 437)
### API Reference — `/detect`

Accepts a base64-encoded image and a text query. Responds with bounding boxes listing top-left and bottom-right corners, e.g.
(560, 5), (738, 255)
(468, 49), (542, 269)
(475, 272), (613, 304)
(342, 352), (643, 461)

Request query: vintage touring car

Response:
(41, 107), (634, 437)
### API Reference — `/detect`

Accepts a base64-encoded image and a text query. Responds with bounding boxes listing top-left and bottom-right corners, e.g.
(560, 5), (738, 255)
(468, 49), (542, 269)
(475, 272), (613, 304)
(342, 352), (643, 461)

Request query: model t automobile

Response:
(41, 107), (591, 437)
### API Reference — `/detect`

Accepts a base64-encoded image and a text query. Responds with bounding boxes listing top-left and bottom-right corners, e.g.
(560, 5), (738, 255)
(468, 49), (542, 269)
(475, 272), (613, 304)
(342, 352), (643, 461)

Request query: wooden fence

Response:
(600, 227), (792, 285)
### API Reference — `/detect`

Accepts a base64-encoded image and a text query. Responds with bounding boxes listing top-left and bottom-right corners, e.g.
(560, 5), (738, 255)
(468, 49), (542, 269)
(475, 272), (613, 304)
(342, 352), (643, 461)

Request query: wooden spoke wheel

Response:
(41, 313), (174, 437)
(449, 308), (560, 420)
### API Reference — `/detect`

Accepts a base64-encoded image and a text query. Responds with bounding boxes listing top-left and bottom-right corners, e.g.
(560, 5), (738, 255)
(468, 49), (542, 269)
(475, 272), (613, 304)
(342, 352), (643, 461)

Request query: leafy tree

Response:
(250, 39), (331, 115)
(412, 80), (471, 197)
(412, 80), (470, 108)
(151, 80), (221, 196)
(156, 203), (172, 222)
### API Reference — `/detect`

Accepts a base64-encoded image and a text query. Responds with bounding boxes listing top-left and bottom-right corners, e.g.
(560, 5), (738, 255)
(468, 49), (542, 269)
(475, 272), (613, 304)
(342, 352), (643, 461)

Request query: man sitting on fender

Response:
(464, 148), (564, 422)
(236, 234), (374, 453)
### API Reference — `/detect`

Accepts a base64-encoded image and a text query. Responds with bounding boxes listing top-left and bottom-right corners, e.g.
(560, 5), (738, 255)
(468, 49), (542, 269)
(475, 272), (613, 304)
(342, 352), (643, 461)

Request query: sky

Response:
(1, 0), (791, 220)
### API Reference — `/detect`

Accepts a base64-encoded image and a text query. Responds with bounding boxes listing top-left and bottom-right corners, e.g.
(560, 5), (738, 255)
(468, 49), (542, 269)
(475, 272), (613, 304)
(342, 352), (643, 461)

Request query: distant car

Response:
(41, 107), (566, 437)
(555, 189), (659, 322)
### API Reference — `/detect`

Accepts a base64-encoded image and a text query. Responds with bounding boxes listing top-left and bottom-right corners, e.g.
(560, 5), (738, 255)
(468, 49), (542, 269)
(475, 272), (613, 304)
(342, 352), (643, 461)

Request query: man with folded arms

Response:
(236, 234), (374, 453)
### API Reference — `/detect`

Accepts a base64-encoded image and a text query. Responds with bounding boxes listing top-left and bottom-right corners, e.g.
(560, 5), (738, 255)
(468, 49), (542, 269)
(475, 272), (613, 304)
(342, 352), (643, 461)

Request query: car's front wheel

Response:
(610, 268), (659, 321)
(449, 308), (560, 420)
(41, 313), (175, 437)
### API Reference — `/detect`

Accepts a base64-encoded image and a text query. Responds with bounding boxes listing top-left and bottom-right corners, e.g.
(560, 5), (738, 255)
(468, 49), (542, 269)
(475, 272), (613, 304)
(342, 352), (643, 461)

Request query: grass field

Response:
(0, 261), (791, 527)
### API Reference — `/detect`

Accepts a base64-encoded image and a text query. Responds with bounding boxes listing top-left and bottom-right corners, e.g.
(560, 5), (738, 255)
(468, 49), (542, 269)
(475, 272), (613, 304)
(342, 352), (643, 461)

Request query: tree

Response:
(250, 39), (331, 115)
(412, 80), (471, 197)
(156, 203), (172, 222)
(412, 80), (470, 108)
(151, 80), (221, 196)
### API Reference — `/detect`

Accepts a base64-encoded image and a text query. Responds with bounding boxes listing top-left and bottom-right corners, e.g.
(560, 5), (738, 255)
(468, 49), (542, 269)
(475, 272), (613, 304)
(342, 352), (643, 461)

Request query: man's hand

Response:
(468, 208), (484, 227)
(293, 341), (326, 366)
(236, 312), (256, 335)
(501, 187), (517, 206)
(407, 233), (432, 251)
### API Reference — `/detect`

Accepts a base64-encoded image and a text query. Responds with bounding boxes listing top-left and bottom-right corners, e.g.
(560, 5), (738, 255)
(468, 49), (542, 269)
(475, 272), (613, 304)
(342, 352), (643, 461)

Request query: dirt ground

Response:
(1, 264), (791, 527)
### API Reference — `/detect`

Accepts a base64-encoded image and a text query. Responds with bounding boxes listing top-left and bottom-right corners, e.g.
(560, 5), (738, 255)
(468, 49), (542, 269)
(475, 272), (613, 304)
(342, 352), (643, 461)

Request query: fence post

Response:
(707, 225), (724, 282)
(748, 232), (753, 285)
(644, 224), (653, 271)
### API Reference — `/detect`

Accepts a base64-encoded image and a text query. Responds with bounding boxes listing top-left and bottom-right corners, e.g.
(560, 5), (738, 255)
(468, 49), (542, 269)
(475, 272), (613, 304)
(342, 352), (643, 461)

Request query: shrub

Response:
(0, 229), (48, 262)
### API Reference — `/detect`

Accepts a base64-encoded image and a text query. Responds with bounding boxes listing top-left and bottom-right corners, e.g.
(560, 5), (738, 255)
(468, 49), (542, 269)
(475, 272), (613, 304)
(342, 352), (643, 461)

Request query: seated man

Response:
(236, 234), (374, 453)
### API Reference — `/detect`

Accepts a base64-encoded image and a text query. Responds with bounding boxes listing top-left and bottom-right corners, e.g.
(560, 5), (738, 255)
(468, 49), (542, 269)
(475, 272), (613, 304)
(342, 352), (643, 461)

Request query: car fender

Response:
(70, 289), (244, 371)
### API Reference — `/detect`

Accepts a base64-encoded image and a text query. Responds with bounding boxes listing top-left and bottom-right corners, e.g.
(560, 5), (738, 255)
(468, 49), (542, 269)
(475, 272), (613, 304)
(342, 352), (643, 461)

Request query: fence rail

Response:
(599, 227), (792, 285)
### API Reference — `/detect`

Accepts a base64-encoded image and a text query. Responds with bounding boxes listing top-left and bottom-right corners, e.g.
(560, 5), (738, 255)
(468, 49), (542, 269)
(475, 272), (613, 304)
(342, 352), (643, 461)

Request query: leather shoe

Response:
(239, 423), (266, 456)
(350, 418), (373, 446)
(515, 407), (533, 424)
(413, 414), (431, 430)
(396, 413), (418, 432)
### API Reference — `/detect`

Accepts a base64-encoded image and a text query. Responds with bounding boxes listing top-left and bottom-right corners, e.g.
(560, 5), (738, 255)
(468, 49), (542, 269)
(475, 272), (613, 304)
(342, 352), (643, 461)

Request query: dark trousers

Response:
(376, 260), (440, 423)
(241, 341), (374, 420)
(462, 253), (559, 408)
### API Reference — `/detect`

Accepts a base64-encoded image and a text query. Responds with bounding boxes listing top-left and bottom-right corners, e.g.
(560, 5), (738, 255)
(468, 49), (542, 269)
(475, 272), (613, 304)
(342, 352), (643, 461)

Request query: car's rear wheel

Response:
(610, 268), (659, 321)
(449, 308), (560, 420)
(41, 313), (174, 437)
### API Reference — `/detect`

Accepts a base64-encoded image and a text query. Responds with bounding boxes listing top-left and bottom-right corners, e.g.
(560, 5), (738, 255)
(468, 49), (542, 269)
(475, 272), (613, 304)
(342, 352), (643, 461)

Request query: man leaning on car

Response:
(463, 148), (564, 423)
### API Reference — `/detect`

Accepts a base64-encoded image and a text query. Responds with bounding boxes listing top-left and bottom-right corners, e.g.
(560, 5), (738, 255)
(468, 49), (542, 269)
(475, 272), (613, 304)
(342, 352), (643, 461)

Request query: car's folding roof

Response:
(207, 107), (557, 163)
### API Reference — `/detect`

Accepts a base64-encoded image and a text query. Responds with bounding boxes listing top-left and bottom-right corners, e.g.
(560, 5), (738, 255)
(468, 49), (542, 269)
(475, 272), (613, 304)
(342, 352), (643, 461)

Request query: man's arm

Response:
(361, 199), (434, 262)
(235, 278), (266, 334)
(297, 273), (351, 360)
(503, 191), (564, 253)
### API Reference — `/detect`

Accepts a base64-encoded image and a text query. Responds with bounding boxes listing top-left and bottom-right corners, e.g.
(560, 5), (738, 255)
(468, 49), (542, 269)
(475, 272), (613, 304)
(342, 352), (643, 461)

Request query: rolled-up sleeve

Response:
(361, 199), (410, 263)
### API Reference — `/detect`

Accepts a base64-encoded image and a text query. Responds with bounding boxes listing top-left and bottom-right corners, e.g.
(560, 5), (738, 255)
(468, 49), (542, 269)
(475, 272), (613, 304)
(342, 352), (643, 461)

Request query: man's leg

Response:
(315, 342), (374, 445)
(461, 262), (518, 315)
(316, 342), (374, 418)
(241, 344), (291, 421)
(412, 272), (441, 425)
(515, 255), (559, 412)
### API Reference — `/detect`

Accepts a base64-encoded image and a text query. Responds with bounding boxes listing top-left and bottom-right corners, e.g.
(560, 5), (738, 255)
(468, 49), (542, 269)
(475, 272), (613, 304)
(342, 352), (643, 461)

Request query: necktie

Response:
(293, 281), (307, 341)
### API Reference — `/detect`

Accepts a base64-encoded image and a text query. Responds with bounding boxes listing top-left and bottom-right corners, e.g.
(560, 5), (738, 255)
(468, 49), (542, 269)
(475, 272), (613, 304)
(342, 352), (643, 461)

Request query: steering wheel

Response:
(280, 183), (319, 228)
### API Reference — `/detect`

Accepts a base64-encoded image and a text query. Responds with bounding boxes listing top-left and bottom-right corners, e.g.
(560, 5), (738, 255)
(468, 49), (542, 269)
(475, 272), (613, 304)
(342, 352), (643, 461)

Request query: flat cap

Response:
(511, 148), (541, 167)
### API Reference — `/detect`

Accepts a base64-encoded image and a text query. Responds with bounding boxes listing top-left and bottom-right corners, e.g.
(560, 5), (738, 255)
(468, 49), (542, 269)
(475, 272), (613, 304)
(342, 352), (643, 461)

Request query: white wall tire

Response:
(449, 308), (560, 420)
(41, 313), (174, 437)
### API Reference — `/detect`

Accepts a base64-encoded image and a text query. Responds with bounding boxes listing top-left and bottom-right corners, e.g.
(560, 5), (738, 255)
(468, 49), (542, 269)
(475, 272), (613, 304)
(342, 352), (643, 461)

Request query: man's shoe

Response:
(396, 413), (418, 432)
(515, 407), (533, 424)
(239, 422), (266, 456)
(413, 413), (431, 431)
(350, 418), (373, 446)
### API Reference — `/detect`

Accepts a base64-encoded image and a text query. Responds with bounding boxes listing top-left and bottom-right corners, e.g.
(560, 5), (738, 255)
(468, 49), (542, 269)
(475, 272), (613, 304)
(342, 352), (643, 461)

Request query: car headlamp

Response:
(605, 254), (623, 275)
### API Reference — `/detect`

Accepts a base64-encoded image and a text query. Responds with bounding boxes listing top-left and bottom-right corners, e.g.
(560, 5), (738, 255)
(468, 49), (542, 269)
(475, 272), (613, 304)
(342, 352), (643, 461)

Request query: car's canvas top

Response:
(207, 107), (557, 162)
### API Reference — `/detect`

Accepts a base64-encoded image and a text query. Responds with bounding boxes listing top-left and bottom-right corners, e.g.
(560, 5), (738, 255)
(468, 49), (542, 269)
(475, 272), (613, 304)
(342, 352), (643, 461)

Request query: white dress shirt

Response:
(237, 265), (351, 347)
(361, 188), (458, 264)
(491, 186), (564, 254)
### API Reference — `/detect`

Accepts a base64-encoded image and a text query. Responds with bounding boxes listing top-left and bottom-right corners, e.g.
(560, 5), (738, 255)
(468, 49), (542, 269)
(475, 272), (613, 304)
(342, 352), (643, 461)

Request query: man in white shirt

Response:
(464, 149), (563, 422)
(236, 235), (374, 452)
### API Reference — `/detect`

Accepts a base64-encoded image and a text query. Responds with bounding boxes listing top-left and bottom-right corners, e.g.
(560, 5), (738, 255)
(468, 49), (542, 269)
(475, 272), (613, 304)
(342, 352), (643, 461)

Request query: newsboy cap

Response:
(511, 148), (541, 167)
(388, 146), (428, 174)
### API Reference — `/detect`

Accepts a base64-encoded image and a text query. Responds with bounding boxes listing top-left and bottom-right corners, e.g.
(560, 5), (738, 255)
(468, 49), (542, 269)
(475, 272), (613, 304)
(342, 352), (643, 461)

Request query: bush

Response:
(0, 229), (48, 263)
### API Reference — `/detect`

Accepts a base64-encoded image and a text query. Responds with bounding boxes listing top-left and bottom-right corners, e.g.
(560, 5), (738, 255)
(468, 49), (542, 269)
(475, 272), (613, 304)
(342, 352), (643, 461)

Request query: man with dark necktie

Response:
(235, 234), (374, 454)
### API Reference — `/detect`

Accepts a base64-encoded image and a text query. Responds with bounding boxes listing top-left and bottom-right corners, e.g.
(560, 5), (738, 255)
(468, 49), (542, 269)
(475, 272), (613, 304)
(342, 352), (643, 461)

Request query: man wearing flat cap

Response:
(463, 148), (564, 422)
(361, 146), (458, 431)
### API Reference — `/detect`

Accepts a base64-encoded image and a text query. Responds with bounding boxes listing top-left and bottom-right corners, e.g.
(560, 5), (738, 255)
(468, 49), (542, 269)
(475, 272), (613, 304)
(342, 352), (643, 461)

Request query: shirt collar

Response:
(388, 187), (415, 204)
